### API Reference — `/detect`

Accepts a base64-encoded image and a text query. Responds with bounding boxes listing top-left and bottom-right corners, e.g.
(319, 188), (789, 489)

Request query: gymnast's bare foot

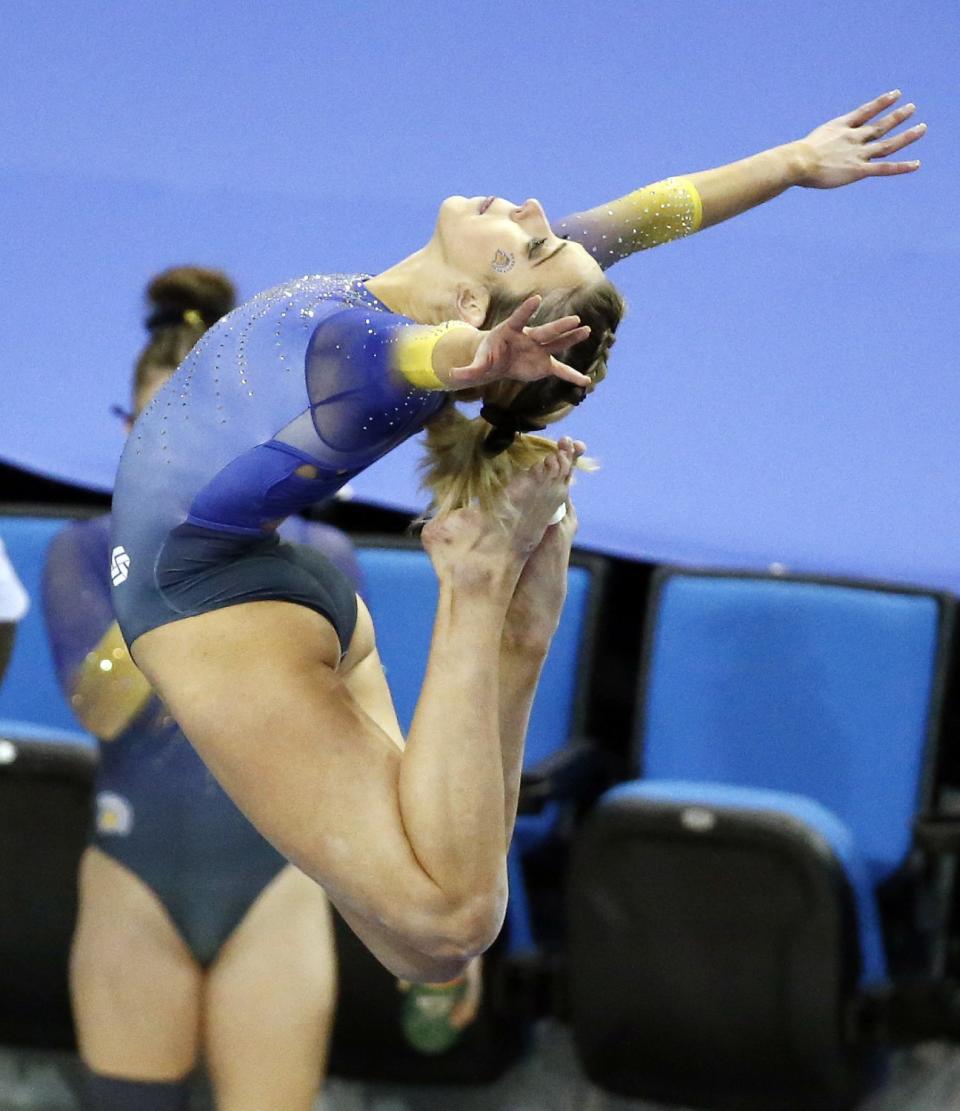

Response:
(504, 459), (582, 652)
(421, 438), (580, 589)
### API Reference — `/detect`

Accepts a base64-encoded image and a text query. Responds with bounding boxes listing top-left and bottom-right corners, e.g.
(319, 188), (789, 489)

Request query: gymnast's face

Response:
(435, 195), (603, 299)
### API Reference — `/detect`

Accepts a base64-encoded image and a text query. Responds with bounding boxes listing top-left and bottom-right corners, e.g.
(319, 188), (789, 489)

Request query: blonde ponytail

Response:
(421, 404), (576, 518)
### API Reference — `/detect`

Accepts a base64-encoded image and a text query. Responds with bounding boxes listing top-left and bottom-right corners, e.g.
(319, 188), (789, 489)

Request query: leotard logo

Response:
(96, 791), (133, 835)
(110, 545), (131, 586)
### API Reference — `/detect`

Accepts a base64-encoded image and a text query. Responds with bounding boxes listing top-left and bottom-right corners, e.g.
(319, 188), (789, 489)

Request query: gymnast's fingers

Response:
(526, 314), (584, 343)
(504, 294), (543, 332)
(540, 325), (592, 355)
(862, 158), (921, 176)
(842, 89), (902, 128)
(861, 101), (916, 141)
(548, 356), (592, 387)
(866, 121), (926, 160)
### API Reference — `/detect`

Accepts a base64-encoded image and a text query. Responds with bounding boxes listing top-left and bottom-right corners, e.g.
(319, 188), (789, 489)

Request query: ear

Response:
(454, 283), (490, 327)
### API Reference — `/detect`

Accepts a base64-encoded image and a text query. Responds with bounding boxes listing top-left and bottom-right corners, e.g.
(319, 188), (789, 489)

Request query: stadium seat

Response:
(0, 722), (95, 1048)
(0, 510), (96, 731)
(567, 568), (960, 1111)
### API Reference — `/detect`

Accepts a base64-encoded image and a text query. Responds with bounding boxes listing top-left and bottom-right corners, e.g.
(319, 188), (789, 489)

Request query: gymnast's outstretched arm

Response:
(554, 90), (926, 268)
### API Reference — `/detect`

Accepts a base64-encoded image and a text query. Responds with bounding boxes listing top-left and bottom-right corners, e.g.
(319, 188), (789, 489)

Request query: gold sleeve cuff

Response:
(623, 176), (703, 249)
(393, 320), (473, 390)
(72, 623), (153, 740)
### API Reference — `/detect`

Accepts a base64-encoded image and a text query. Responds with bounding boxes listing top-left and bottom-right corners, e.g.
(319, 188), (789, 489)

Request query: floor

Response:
(3, 1023), (960, 1111)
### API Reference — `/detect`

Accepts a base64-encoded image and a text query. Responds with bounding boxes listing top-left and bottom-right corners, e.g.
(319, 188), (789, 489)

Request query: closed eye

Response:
(527, 237), (548, 258)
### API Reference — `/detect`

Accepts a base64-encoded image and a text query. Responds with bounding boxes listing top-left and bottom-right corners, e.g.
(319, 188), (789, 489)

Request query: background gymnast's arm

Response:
(43, 522), (153, 740)
(555, 90), (926, 266)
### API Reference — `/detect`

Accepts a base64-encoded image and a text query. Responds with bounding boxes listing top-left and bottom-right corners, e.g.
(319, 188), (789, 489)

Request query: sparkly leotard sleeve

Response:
(112, 276), (451, 537)
(553, 177), (703, 269)
(44, 518), (119, 690)
(109, 275), (454, 644)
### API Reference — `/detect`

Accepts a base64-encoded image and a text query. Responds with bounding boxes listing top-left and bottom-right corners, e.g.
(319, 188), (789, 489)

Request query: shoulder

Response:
(251, 274), (380, 314)
(47, 515), (111, 567)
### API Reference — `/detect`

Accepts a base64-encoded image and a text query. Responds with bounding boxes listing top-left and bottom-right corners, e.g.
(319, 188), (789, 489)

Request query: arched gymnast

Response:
(110, 91), (925, 986)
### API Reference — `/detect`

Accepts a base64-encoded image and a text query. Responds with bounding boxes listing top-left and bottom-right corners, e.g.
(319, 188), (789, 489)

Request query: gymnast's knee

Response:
(422, 886), (507, 966)
(81, 1068), (191, 1110)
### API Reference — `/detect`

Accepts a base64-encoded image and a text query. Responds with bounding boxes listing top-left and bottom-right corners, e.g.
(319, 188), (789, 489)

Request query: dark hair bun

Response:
(146, 266), (237, 329)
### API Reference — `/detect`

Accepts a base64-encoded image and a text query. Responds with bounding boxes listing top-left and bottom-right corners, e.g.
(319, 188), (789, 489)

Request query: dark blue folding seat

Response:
(567, 568), (960, 1111)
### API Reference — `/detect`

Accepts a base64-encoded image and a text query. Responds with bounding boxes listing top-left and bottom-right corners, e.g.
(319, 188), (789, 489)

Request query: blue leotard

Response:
(110, 275), (443, 645)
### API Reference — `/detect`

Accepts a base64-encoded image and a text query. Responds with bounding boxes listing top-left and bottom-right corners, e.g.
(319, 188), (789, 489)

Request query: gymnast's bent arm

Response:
(43, 524), (153, 740)
(554, 90), (926, 268)
(321, 296), (593, 393)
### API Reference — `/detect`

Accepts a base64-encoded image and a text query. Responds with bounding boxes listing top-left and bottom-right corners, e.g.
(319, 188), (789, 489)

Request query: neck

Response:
(366, 245), (456, 324)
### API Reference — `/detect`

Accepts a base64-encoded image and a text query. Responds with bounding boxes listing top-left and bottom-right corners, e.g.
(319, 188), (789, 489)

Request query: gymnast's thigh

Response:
(71, 847), (202, 1079)
(128, 601), (444, 942)
(203, 864), (336, 1108)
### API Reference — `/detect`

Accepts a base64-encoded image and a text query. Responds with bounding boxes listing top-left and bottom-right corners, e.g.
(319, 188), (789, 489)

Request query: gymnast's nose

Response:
(511, 198), (548, 225)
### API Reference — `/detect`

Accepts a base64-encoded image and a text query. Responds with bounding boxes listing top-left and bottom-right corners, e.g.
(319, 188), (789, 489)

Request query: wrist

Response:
(778, 140), (818, 188)
(433, 325), (483, 387)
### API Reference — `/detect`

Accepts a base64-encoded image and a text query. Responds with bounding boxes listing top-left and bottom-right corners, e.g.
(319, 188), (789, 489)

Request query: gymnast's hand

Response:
(796, 91), (926, 188)
(445, 295), (592, 389)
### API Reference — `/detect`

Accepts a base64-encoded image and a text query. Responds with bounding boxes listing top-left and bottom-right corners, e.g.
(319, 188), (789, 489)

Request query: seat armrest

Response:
(518, 739), (620, 815)
(857, 978), (960, 1044)
(914, 814), (960, 854)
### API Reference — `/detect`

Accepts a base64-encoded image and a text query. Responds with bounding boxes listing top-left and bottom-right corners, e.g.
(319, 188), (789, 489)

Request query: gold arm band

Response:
(623, 176), (703, 248)
(71, 622), (154, 741)
(393, 320), (473, 390)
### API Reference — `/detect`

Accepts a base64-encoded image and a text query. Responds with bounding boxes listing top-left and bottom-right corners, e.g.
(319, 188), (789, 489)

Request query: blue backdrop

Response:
(2, 1), (957, 589)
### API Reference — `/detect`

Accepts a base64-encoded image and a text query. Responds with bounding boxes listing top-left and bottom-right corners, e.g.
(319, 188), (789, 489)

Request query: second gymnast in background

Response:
(44, 268), (361, 1111)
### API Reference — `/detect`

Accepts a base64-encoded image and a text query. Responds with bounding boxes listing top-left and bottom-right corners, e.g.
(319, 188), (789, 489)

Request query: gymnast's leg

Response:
(398, 452), (583, 1051)
(130, 443), (578, 983)
(203, 865), (336, 1111)
(498, 461), (582, 843)
(72, 848), (201, 1110)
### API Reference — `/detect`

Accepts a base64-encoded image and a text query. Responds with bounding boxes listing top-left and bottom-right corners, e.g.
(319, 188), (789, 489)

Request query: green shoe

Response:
(401, 977), (469, 1055)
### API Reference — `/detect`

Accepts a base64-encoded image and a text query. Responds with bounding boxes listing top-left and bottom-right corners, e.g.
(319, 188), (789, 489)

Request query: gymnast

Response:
(46, 268), (354, 1111)
(110, 90), (925, 989)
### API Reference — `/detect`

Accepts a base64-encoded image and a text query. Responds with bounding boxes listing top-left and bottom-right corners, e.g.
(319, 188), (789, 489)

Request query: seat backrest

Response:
(356, 541), (601, 768)
(0, 512), (84, 732)
(0, 723), (96, 1048)
(636, 570), (954, 882)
